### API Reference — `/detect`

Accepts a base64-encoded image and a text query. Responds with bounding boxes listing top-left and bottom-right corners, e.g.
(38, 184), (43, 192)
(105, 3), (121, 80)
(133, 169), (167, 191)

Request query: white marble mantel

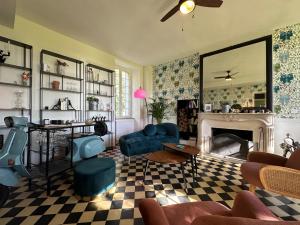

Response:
(198, 113), (275, 155)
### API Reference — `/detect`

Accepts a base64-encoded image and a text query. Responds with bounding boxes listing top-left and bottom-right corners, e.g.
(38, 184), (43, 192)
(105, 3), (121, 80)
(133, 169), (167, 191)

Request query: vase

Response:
(14, 90), (24, 109)
(89, 102), (98, 111)
(57, 65), (66, 75)
(222, 104), (231, 113)
(52, 81), (60, 90)
(156, 118), (162, 124)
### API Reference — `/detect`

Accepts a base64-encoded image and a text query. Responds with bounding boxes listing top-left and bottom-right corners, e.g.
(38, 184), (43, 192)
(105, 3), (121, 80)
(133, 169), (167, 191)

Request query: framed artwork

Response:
(204, 104), (212, 112)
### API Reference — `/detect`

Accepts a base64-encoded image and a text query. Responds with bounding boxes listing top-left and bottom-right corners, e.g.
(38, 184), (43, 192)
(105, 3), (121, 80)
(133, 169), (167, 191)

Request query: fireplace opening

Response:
(211, 128), (253, 160)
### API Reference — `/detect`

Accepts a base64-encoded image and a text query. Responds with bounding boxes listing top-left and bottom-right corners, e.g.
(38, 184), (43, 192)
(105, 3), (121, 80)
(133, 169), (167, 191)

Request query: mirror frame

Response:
(199, 35), (273, 112)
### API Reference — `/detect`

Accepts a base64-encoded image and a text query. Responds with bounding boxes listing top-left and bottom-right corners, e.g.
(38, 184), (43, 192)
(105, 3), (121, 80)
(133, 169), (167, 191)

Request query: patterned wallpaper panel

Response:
(153, 53), (200, 116)
(204, 83), (266, 109)
(273, 23), (300, 118)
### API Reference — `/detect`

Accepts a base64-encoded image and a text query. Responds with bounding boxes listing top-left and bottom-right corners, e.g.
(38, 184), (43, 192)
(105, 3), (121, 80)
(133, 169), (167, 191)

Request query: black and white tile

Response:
(1, 149), (300, 225)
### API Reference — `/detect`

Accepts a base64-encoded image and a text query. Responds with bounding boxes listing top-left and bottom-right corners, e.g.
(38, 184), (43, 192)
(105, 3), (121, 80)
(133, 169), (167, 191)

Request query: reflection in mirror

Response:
(203, 41), (267, 111)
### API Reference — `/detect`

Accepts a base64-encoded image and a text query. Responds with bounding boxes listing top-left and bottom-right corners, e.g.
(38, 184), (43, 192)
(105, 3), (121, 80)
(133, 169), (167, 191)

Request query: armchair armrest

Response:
(247, 152), (287, 166)
(191, 216), (298, 225)
(231, 191), (279, 220)
(260, 166), (300, 199)
(139, 199), (170, 225)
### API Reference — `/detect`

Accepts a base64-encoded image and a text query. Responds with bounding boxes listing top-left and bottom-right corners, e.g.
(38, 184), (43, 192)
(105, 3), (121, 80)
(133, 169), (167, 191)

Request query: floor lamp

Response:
(134, 87), (150, 123)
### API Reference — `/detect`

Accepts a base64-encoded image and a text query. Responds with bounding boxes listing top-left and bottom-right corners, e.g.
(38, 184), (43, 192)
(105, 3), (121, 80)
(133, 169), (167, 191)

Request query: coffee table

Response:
(162, 143), (200, 182)
(144, 150), (189, 192)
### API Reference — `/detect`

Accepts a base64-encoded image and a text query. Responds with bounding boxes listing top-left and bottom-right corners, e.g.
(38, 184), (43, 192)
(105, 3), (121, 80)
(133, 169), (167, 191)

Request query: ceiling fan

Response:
(214, 70), (239, 81)
(161, 0), (223, 22)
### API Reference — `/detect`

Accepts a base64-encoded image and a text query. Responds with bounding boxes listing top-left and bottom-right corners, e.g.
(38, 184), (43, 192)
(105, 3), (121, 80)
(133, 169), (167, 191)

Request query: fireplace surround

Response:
(198, 113), (275, 156)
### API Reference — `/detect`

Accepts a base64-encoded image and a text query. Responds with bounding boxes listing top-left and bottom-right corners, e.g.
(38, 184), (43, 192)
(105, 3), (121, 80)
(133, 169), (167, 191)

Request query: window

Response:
(115, 68), (132, 118)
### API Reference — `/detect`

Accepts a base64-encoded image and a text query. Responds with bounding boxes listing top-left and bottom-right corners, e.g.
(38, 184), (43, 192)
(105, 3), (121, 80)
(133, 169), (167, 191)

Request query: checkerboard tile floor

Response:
(1, 148), (300, 225)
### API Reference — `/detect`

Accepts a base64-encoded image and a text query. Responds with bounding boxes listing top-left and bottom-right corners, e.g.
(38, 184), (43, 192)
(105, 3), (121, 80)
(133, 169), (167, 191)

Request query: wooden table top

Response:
(162, 143), (200, 156)
(145, 151), (189, 164)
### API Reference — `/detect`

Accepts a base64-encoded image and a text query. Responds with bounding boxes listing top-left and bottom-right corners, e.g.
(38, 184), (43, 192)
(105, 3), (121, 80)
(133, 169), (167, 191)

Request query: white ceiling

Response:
(16, 0), (300, 65)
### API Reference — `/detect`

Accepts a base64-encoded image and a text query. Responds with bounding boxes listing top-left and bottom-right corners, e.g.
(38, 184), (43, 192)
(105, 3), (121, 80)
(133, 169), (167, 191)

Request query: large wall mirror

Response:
(199, 36), (273, 112)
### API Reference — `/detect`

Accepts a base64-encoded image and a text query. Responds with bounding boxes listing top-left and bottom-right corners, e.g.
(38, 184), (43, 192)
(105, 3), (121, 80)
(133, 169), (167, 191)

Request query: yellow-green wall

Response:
(0, 16), (145, 129)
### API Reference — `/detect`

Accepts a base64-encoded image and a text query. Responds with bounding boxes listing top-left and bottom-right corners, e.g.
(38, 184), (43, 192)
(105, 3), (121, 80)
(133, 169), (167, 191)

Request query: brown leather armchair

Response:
(139, 191), (299, 225)
(241, 150), (300, 199)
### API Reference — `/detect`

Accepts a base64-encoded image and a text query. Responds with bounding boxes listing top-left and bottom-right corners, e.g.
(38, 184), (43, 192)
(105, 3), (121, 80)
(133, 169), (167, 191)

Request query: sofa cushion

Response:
(156, 124), (167, 135)
(163, 201), (230, 225)
(143, 124), (157, 136)
(285, 150), (300, 170)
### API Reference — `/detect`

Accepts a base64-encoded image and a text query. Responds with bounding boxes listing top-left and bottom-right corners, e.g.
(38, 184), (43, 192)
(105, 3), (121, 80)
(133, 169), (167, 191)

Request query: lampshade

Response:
(180, 0), (195, 14)
(134, 87), (147, 99)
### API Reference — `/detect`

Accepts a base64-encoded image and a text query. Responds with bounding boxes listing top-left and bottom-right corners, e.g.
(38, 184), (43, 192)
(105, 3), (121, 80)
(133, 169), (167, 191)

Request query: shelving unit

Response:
(40, 50), (84, 123)
(85, 63), (115, 149)
(0, 35), (33, 125)
(177, 99), (199, 140)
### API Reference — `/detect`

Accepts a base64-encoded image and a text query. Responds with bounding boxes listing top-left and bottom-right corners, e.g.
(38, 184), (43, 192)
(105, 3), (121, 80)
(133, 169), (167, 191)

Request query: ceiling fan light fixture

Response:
(180, 0), (195, 14)
(225, 77), (232, 81)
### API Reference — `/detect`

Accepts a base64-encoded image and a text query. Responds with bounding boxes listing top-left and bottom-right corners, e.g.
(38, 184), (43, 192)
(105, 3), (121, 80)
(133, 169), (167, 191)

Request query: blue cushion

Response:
(156, 124), (167, 135)
(74, 157), (116, 196)
(143, 124), (157, 136)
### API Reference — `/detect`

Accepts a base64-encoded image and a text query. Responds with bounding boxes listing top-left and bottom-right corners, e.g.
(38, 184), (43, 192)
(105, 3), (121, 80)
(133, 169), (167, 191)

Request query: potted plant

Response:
(148, 97), (169, 124)
(231, 104), (242, 113)
(87, 96), (99, 111)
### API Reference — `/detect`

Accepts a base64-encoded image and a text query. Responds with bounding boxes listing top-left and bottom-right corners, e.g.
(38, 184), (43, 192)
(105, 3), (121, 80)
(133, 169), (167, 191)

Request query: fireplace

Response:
(211, 128), (253, 159)
(198, 113), (275, 156)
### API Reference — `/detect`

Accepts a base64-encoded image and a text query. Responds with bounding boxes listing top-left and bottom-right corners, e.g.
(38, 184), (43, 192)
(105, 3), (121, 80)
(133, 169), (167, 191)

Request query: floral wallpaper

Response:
(273, 23), (300, 118)
(153, 53), (200, 116)
(204, 83), (266, 109)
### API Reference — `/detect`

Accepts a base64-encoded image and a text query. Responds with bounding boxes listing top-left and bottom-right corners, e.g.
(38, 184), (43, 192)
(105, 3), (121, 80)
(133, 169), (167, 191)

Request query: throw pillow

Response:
(143, 124), (157, 136)
(156, 124), (167, 135)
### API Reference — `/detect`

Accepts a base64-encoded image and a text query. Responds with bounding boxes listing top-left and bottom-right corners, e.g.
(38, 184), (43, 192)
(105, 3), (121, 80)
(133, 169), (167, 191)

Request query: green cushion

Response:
(74, 157), (115, 196)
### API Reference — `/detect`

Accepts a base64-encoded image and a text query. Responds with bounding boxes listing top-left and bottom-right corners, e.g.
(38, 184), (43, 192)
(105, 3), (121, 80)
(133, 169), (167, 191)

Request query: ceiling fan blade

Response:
(195, 0), (223, 8)
(214, 76), (226, 79)
(161, 4), (180, 22)
(230, 72), (239, 76)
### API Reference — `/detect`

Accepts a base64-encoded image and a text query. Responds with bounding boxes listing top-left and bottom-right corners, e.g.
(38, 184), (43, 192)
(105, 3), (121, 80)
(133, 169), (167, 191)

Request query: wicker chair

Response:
(241, 150), (300, 199)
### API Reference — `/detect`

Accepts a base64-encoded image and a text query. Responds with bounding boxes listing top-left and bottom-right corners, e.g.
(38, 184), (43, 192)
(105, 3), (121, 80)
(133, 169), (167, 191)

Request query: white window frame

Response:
(115, 67), (132, 119)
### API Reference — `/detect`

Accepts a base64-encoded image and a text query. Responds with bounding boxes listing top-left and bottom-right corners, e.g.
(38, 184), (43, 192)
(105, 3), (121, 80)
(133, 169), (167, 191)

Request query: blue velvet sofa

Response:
(119, 123), (179, 157)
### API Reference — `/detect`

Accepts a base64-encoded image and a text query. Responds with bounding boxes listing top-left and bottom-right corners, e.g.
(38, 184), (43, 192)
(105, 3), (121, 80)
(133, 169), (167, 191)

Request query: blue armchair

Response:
(119, 123), (179, 157)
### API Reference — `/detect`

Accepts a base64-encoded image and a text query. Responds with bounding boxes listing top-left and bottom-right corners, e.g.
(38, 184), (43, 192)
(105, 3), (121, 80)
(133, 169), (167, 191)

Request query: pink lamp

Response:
(134, 87), (149, 114)
(134, 87), (147, 99)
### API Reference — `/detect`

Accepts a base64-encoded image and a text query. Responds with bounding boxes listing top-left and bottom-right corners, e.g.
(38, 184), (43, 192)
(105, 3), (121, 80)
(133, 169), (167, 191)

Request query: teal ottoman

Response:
(74, 157), (115, 198)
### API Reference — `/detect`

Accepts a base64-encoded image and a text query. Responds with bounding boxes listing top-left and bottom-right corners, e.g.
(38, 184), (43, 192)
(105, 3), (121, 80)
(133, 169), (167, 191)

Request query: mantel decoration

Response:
(148, 97), (170, 124)
(87, 96), (99, 111)
(56, 59), (69, 75)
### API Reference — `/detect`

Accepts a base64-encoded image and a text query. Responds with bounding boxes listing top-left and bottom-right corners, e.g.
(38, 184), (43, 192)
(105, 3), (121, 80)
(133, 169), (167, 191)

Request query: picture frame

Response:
(204, 104), (212, 112)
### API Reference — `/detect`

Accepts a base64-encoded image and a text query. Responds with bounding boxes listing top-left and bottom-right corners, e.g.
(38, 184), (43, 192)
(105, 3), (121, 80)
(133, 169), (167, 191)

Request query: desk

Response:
(27, 124), (103, 195)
